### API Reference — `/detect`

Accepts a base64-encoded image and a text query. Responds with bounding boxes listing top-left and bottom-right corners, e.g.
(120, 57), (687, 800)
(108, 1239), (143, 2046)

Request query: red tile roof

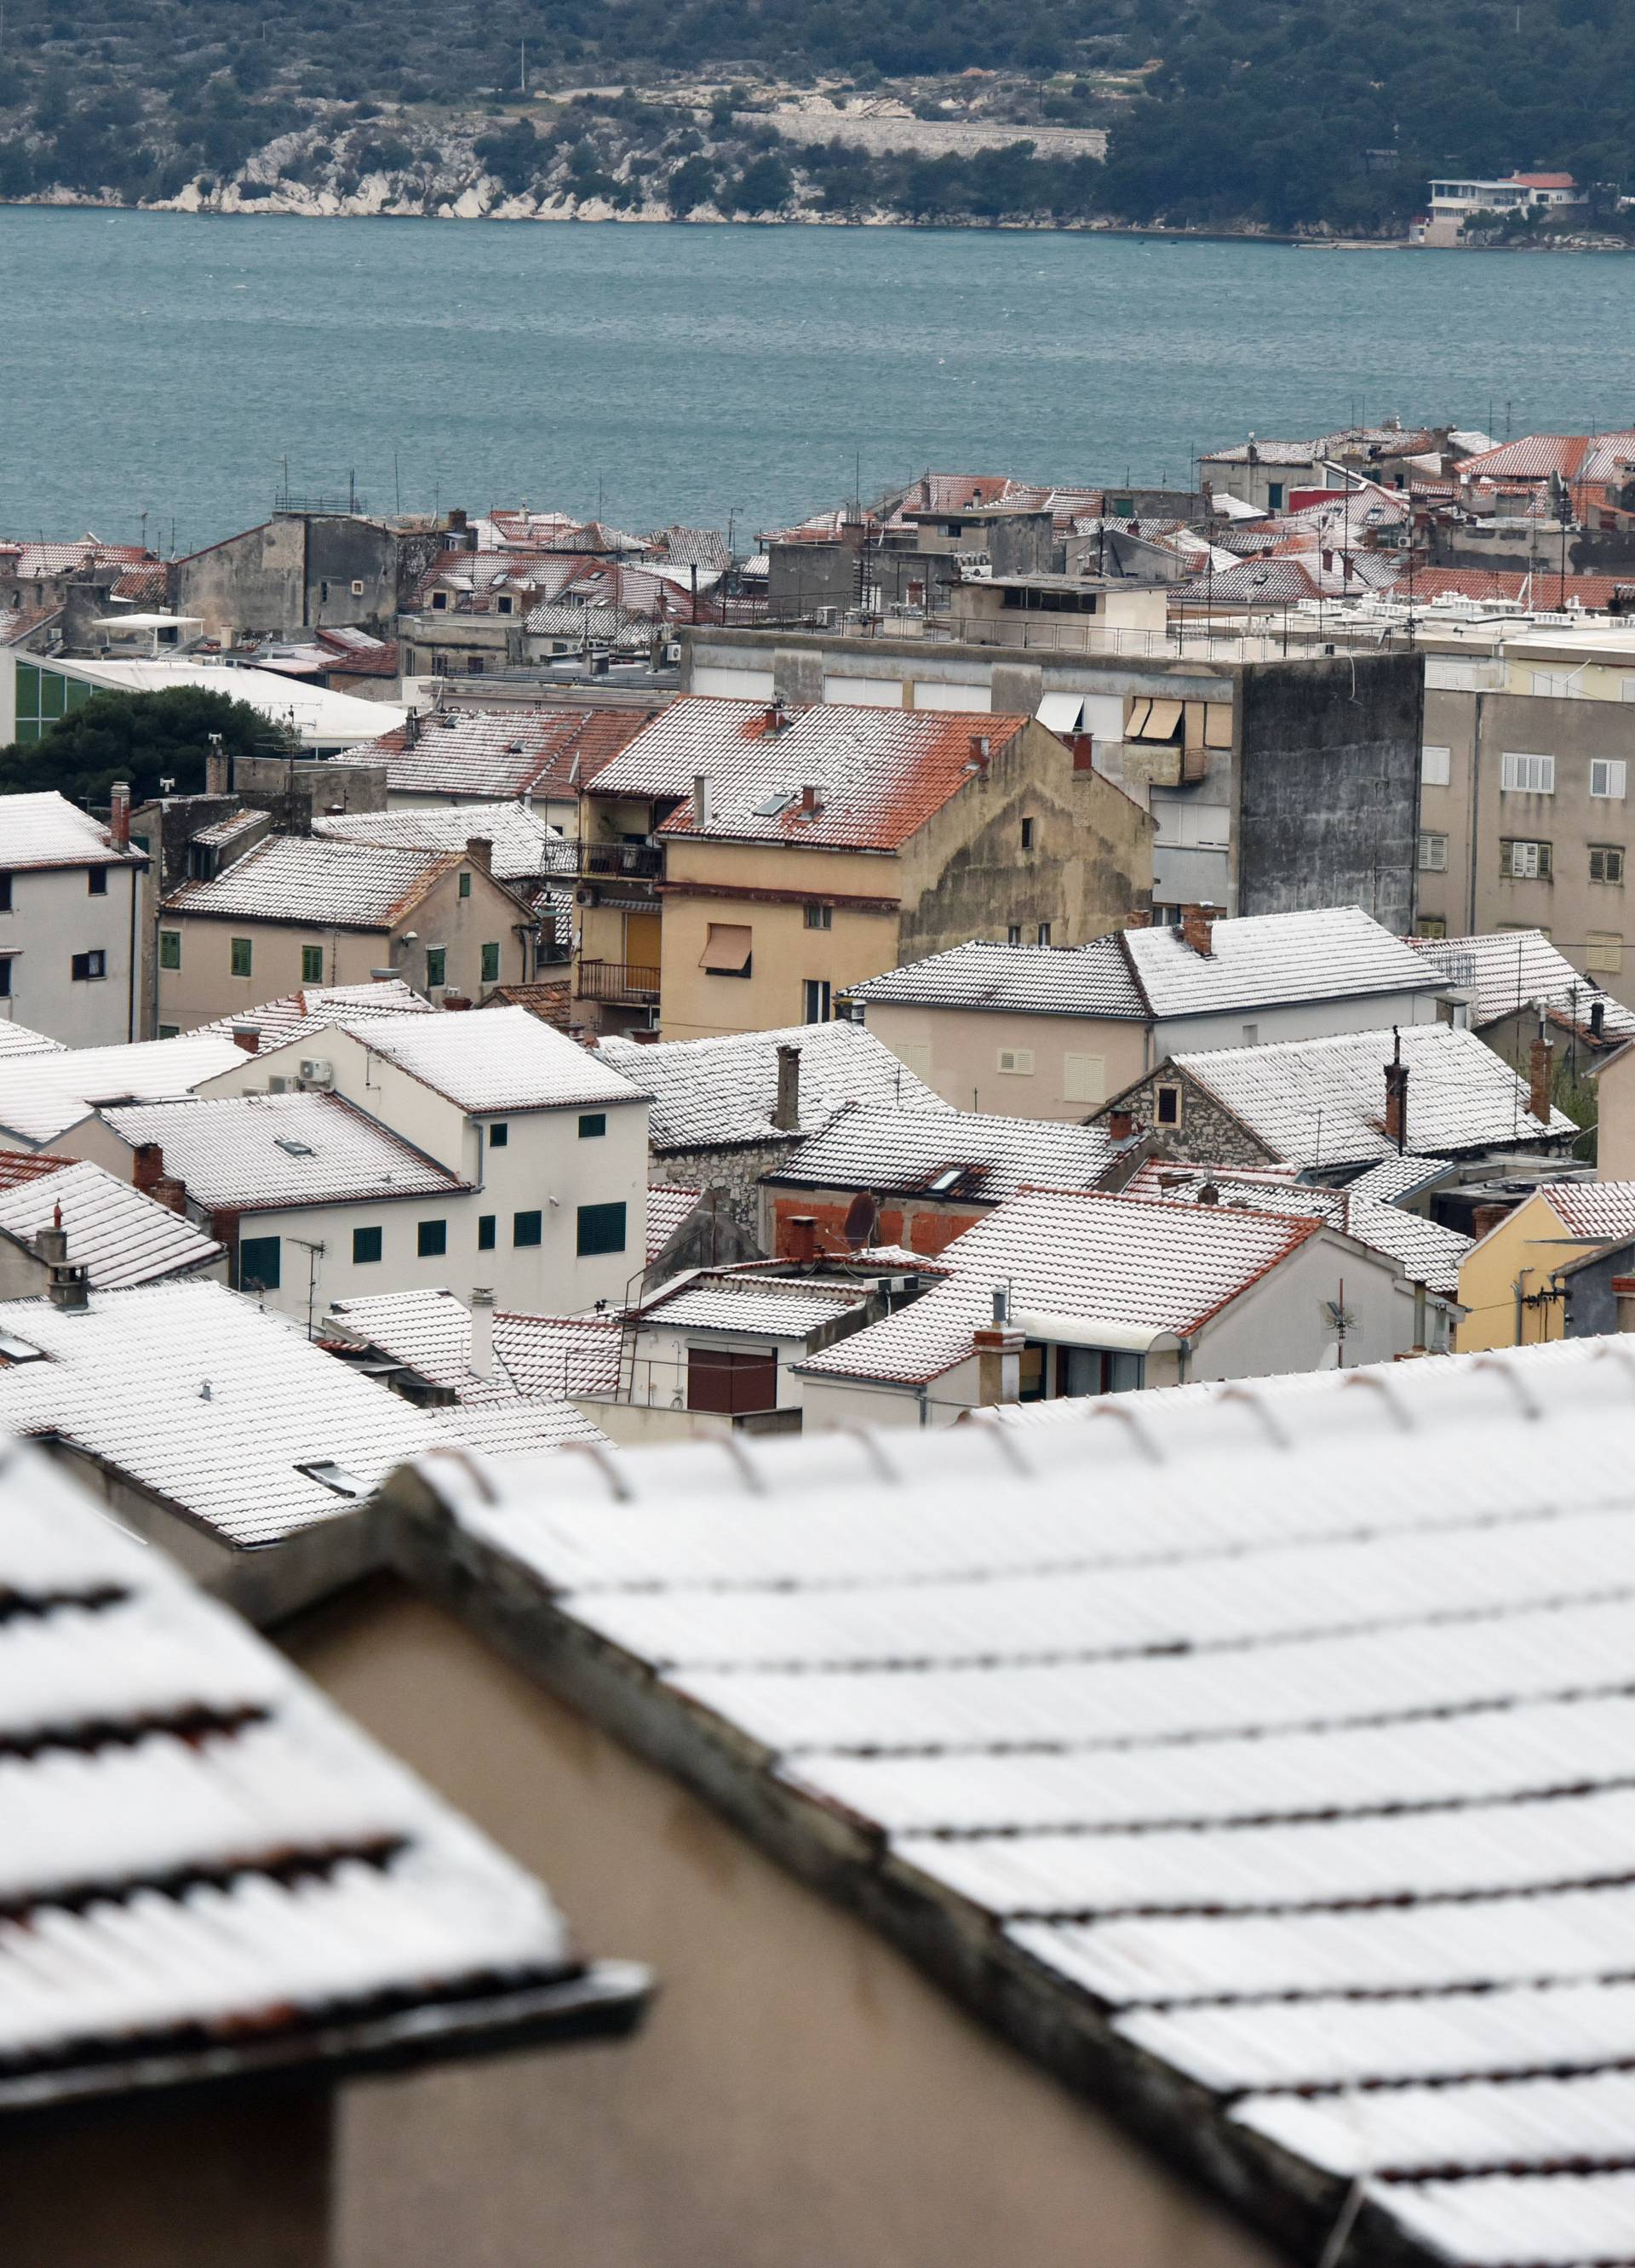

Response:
(1408, 565), (1634, 610)
(331, 702), (655, 801)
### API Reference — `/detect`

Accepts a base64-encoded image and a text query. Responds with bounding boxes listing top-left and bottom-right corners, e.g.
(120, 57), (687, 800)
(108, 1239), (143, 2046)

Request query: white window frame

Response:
(1418, 830), (1449, 872)
(996, 1047), (1036, 1076)
(1420, 744), (1452, 787)
(1500, 752), (1555, 794)
(1591, 845), (1626, 885)
(1586, 931), (1625, 975)
(1504, 839), (1551, 879)
(1591, 758), (1627, 800)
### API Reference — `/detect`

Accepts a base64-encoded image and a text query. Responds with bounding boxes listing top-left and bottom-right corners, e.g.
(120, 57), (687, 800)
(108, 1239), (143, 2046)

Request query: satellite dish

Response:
(843, 1192), (878, 1251)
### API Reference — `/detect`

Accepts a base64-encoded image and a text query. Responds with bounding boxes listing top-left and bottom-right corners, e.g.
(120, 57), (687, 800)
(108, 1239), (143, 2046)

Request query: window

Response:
(416, 1219), (447, 1257)
(318, 581), (330, 603)
(71, 950), (106, 982)
(488, 1121), (508, 1148)
(577, 1200), (627, 1256)
(481, 941), (500, 984)
(301, 943), (324, 983)
(1531, 671), (1576, 699)
(158, 929), (181, 970)
(0, 876), (11, 913)
(1267, 482), (1284, 509)
(458, 869), (473, 898)
(578, 1112), (606, 1139)
(1421, 744), (1452, 787)
(1419, 831), (1449, 872)
(1007, 925), (1023, 945)
(1036, 922), (1053, 946)
(87, 867), (106, 896)
(423, 947), (446, 989)
(1587, 931), (1625, 975)
(431, 590), (449, 610)
(804, 978), (832, 1023)
(353, 1225), (382, 1264)
(1156, 1085), (1181, 1125)
(804, 903), (833, 930)
(513, 1209), (542, 1247)
(1502, 839), (1552, 879)
(1063, 1053), (1105, 1105)
(1020, 818), (1035, 850)
(1500, 752), (1555, 794)
(0, 960), (11, 999)
(997, 1047), (1035, 1075)
(238, 1235), (280, 1291)
(497, 594), (514, 615)
(158, 1022), (178, 1037)
(1416, 916), (1449, 939)
(701, 922), (753, 976)
(1242, 1022), (1259, 1045)
(1592, 759), (1627, 799)
(478, 1214), (496, 1250)
(230, 936), (252, 978)
(1588, 844), (1626, 887)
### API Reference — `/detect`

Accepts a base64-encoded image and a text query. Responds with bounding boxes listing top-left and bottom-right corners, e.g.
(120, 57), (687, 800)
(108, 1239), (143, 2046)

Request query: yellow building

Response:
(572, 697), (1153, 1042)
(1455, 1181), (1635, 1349)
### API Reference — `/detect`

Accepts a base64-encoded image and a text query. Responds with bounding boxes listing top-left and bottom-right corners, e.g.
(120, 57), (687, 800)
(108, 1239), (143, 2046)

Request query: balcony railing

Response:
(577, 959), (661, 1004)
(581, 841), (664, 880)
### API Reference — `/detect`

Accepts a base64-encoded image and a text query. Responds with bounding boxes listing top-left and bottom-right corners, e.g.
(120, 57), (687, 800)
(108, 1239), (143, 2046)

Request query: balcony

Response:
(582, 840), (664, 880)
(577, 959), (661, 1004)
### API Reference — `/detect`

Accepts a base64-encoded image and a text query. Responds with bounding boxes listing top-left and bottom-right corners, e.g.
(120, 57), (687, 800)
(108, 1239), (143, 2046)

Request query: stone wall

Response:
(1093, 1072), (1278, 1167)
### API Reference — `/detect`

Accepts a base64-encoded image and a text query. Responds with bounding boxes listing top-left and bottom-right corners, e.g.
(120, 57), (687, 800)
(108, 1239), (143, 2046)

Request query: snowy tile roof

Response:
(345, 1005), (645, 1114)
(0, 790), (142, 872)
(100, 1091), (468, 1211)
(327, 1287), (624, 1401)
(1537, 1180), (1635, 1240)
(429, 1391), (611, 1457)
(1343, 1153), (1455, 1204)
(592, 699), (1030, 852)
(0, 1032), (250, 1146)
(1167, 1022), (1574, 1167)
(329, 703), (653, 801)
(162, 835), (455, 931)
(800, 1189), (1319, 1384)
(1125, 908), (1434, 1018)
(0, 1434), (640, 2108)
(313, 801), (563, 883)
(0, 1019), (64, 1061)
(768, 1104), (1122, 1205)
(851, 936), (1145, 1019)
(398, 1333), (1635, 2268)
(1119, 1160), (1470, 1295)
(595, 1021), (950, 1152)
(641, 1271), (869, 1339)
(646, 1182), (703, 1261)
(1407, 929), (1635, 1040)
(0, 1155), (223, 1286)
(189, 977), (433, 1049)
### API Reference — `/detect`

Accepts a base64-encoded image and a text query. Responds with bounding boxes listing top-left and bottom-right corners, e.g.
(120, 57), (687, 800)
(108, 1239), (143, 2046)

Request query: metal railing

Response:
(576, 959), (661, 1003)
(580, 842), (664, 880)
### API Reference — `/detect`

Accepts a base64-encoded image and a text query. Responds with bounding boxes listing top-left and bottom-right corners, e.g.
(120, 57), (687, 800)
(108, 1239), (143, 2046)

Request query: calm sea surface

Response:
(5, 205), (1635, 547)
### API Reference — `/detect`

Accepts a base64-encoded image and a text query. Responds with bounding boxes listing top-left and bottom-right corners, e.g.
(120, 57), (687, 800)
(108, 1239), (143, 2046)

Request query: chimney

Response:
(785, 1215), (818, 1263)
(972, 1320), (1024, 1406)
(465, 836), (494, 876)
(109, 782), (131, 850)
(765, 701), (788, 736)
(403, 711), (421, 748)
(469, 1287), (496, 1381)
(448, 507), (468, 535)
(1179, 902), (1217, 958)
(1123, 908), (1153, 930)
(1592, 998), (1607, 1041)
(1529, 1035), (1556, 1124)
(774, 1044), (801, 1131)
(231, 1022), (260, 1055)
(800, 782), (820, 815)
(131, 1143), (165, 1195)
(441, 992), (473, 1011)
(968, 734), (991, 767)
(34, 1222), (67, 1270)
(151, 1174), (188, 1217)
(692, 772), (709, 829)
(1612, 1274), (1635, 1333)
(1197, 1179), (1220, 1206)
(1108, 1107), (1134, 1143)
(1383, 1029), (1408, 1153)
(1471, 1200), (1514, 1241)
(47, 1259), (90, 1312)
(204, 734), (228, 797)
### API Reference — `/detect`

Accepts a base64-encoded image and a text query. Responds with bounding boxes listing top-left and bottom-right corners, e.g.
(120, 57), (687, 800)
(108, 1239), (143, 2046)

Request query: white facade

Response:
(1150, 986), (1449, 1057)
(0, 854), (143, 1046)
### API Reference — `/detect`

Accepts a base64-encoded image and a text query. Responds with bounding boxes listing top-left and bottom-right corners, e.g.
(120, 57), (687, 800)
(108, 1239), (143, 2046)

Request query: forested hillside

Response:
(0, 0), (1628, 230)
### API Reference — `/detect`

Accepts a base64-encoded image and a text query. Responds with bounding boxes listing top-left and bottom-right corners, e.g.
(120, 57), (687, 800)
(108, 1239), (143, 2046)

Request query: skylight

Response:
(752, 790), (797, 817)
(297, 1459), (364, 1498)
(275, 1137), (317, 1157)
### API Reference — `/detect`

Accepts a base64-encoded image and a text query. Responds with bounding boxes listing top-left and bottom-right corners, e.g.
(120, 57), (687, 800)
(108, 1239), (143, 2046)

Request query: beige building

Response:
(577, 696), (1153, 1042)
(157, 833), (535, 1031)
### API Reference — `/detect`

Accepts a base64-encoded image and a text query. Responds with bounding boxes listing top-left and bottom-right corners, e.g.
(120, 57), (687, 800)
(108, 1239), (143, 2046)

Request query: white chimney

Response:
(470, 1286), (496, 1380)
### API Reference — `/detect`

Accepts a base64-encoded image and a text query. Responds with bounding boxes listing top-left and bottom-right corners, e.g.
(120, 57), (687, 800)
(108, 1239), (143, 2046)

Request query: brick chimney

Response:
(785, 1215), (818, 1262)
(692, 772), (709, 829)
(1529, 1034), (1555, 1124)
(131, 1143), (165, 1195)
(1197, 1179), (1220, 1206)
(1383, 1030), (1408, 1154)
(1123, 908), (1153, 931)
(109, 782), (131, 850)
(774, 1043), (800, 1131)
(469, 1286), (496, 1381)
(1108, 1107), (1134, 1143)
(800, 782), (820, 815)
(1471, 1200), (1514, 1241)
(1179, 903), (1217, 957)
(204, 734), (228, 797)
(973, 1288), (1024, 1405)
(151, 1174), (188, 1217)
(231, 1022), (260, 1054)
(1613, 1274), (1635, 1333)
(465, 836), (494, 876)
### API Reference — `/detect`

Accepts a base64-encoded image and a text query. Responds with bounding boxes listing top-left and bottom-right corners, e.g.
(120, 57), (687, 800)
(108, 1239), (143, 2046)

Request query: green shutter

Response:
(301, 944), (324, 983)
(353, 1226), (382, 1263)
(426, 947), (446, 988)
(417, 1219), (447, 1257)
(576, 1201), (627, 1257)
(158, 930), (181, 971)
(238, 1235), (281, 1291)
(230, 936), (253, 978)
(481, 941), (500, 983)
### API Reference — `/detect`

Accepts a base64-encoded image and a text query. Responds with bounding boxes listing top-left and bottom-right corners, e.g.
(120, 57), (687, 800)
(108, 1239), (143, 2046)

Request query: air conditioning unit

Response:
(663, 643), (683, 664)
(816, 606), (841, 629)
(267, 1074), (290, 1094)
(298, 1058), (333, 1087)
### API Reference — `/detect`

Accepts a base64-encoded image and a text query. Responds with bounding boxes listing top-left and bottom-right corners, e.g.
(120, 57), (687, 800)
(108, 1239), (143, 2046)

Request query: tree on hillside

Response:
(0, 687), (294, 809)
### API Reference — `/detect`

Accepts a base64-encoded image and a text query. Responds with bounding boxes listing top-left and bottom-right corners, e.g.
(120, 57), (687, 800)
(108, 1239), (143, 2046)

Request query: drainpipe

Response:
(1514, 1266), (1529, 1347)
(1467, 692), (1483, 935)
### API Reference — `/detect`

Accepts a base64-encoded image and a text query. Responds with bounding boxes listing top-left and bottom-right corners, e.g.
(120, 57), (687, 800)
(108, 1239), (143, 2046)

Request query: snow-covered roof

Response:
(189, 977), (433, 1050)
(345, 1005), (645, 1115)
(1535, 1179), (1635, 1241)
(163, 835), (458, 931)
(640, 1271), (869, 1340)
(1124, 907), (1435, 1018)
(799, 1189), (1321, 1385)
(1167, 1023), (1574, 1168)
(0, 1433), (640, 2110)
(1408, 929), (1635, 1041)
(0, 790), (142, 873)
(0, 1154), (223, 1286)
(0, 1031), (250, 1147)
(430, 1393), (611, 1458)
(101, 1090), (468, 1211)
(327, 1286), (624, 1402)
(594, 1021), (950, 1152)
(646, 1182), (703, 1261)
(312, 801), (564, 883)
(767, 1104), (1122, 1205)
(1343, 1153), (1455, 1204)
(0, 1018), (65, 1060)
(850, 936), (1145, 1020)
(397, 1333), (1635, 2264)
(329, 703), (651, 801)
(49, 656), (405, 747)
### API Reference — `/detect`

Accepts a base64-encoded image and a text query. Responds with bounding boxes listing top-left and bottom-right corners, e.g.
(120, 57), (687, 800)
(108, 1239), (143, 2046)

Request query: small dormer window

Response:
(431, 591), (449, 610)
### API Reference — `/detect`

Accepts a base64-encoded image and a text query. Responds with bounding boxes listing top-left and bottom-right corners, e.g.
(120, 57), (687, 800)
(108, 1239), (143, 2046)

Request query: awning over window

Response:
(1130, 697), (1184, 742)
(1036, 692), (1085, 733)
(700, 922), (753, 974)
(1010, 1313), (1185, 1354)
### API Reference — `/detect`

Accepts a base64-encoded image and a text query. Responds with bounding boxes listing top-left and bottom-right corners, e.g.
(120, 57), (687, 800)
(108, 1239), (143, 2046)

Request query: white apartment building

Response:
(0, 790), (146, 1045)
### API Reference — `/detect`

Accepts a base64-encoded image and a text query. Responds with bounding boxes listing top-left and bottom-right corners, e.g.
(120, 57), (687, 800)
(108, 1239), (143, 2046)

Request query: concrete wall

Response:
(1232, 653), (1422, 932)
(0, 857), (142, 1045)
(1454, 1188), (1582, 1351)
(860, 998), (1150, 1116)
(172, 514), (404, 644)
(1598, 1047), (1635, 1180)
(1152, 986), (1448, 1057)
(286, 1579), (1276, 2268)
